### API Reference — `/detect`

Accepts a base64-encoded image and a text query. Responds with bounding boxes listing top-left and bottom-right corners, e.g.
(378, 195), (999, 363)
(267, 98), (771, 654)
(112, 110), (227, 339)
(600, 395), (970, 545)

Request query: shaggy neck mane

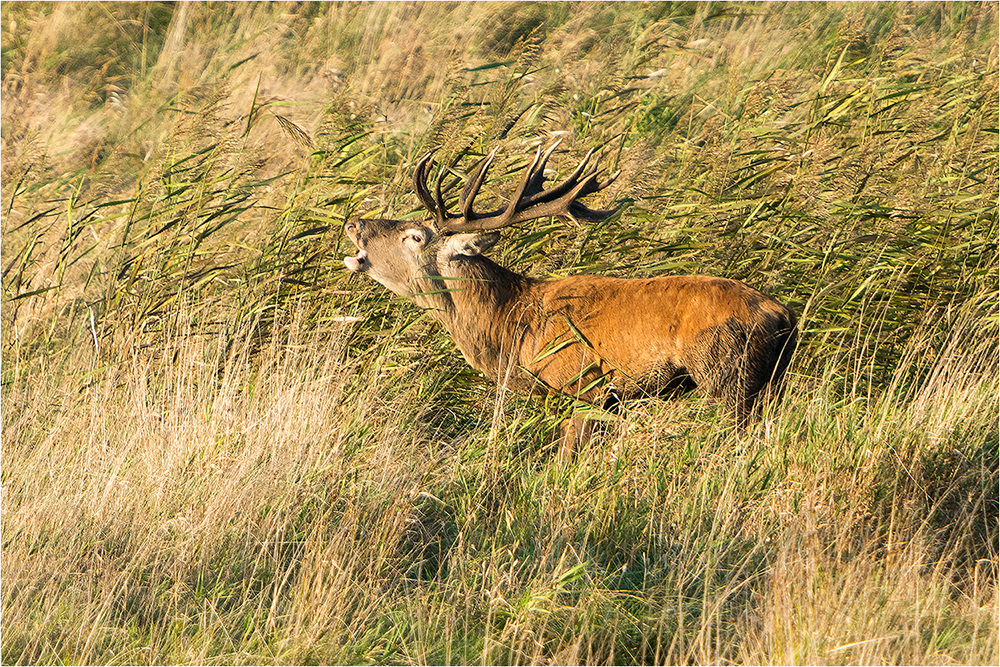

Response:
(412, 249), (537, 379)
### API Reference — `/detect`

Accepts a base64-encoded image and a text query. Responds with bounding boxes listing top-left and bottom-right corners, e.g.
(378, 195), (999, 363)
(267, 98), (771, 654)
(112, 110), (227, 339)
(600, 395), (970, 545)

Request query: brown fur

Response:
(343, 217), (798, 438)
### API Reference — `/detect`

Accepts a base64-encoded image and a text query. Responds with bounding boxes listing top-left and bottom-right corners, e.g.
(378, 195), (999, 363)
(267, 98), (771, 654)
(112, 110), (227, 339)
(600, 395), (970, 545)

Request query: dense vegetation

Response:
(2, 2), (997, 664)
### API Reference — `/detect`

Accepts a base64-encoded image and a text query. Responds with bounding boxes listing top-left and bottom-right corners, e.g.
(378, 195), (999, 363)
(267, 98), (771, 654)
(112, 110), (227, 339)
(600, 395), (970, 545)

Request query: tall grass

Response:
(3, 2), (997, 665)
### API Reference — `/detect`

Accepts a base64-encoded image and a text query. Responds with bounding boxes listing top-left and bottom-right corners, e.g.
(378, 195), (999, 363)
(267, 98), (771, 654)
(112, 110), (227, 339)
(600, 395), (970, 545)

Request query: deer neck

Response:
(412, 252), (535, 379)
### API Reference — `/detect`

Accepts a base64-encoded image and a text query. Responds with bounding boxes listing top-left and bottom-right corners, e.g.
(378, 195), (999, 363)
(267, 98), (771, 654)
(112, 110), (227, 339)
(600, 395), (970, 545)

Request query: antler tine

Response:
(510, 139), (562, 203)
(568, 199), (624, 222)
(524, 146), (596, 206)
(577, 165), (622, 199)
(413, 149), (441, 219)
(532, 139), (564, 185)
(500, 142), (548, 221)
(459, 146), (500, 221)
(563, 166), (623, 221)
(433, 165), (450, 225)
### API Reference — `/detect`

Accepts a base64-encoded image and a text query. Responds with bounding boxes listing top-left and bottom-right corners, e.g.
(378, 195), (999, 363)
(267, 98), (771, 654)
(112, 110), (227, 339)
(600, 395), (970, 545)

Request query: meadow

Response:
(1, 2), (997, 664)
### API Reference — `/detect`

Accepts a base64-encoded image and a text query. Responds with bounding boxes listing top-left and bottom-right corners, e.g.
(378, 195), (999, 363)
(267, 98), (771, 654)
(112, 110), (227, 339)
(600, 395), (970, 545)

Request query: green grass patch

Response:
(2, 2), (997, 665)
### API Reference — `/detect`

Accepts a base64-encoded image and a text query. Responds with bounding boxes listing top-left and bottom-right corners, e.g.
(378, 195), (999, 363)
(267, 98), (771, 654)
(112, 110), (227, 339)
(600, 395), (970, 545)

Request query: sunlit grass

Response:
(2, 2), (997, 665)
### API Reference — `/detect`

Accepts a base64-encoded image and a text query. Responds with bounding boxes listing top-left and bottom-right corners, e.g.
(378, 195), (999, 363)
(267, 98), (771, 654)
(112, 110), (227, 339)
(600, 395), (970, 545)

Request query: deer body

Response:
(344, 143), (797, 442)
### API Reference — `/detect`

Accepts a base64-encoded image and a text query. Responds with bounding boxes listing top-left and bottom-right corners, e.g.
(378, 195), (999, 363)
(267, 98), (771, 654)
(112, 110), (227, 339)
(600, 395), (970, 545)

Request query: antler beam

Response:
(413, 140), (623, 233)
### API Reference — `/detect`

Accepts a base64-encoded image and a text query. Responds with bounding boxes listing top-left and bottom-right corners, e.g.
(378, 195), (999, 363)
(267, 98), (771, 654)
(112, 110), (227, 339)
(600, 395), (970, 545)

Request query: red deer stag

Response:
(343, 141), (797, 451)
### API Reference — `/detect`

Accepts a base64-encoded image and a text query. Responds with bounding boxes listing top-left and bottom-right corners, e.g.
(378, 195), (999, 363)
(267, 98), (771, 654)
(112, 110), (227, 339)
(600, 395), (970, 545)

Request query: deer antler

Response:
(413, 140), (623, 233)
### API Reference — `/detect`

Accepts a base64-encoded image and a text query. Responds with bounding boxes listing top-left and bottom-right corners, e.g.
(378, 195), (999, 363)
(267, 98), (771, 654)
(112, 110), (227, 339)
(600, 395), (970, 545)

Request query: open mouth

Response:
(344, 250), (367, 272)
(343, 220), (367, 272)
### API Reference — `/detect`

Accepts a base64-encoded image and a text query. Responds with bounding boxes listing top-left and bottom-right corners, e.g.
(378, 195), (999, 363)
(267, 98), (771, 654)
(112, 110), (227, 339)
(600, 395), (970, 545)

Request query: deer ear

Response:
(443, 232), (501, 258)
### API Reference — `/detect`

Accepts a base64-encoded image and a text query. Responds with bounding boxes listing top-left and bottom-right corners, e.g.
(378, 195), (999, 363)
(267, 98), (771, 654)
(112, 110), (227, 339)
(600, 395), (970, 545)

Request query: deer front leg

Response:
(557, 416), (596, 462)
(554, 384), (621, 461)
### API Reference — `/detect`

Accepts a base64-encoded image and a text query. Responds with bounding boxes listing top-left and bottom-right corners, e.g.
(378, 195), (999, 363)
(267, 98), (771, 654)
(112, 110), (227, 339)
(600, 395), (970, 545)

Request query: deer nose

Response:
(343, 250), (368, 272)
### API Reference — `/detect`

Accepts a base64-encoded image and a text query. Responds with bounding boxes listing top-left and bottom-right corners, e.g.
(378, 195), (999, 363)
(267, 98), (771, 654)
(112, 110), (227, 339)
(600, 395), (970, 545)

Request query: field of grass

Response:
(2, 2), (997, 664)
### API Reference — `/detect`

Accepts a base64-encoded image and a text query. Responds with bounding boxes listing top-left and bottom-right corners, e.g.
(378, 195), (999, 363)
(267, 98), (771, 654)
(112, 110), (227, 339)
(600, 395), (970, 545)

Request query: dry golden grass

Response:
(2, 303), (995, 664)
(2, 2), (997, 665)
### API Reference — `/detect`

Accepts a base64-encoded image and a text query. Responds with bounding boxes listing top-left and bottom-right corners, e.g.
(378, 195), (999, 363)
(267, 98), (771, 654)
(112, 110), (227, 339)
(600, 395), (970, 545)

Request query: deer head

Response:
(343, 140), (622, 298)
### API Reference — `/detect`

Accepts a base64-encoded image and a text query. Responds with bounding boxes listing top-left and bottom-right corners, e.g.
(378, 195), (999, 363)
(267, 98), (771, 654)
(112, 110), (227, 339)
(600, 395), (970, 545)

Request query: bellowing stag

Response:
(343, 141), (797, 451)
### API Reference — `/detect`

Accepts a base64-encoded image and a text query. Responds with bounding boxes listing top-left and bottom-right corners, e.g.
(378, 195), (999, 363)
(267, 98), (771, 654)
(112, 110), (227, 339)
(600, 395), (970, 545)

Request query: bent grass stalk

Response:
(2, 2), (997, 665)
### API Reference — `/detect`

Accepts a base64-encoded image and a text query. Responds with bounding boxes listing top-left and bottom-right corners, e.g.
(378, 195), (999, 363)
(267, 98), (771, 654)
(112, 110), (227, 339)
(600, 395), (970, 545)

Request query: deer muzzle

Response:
(344, 250), (367, 272)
